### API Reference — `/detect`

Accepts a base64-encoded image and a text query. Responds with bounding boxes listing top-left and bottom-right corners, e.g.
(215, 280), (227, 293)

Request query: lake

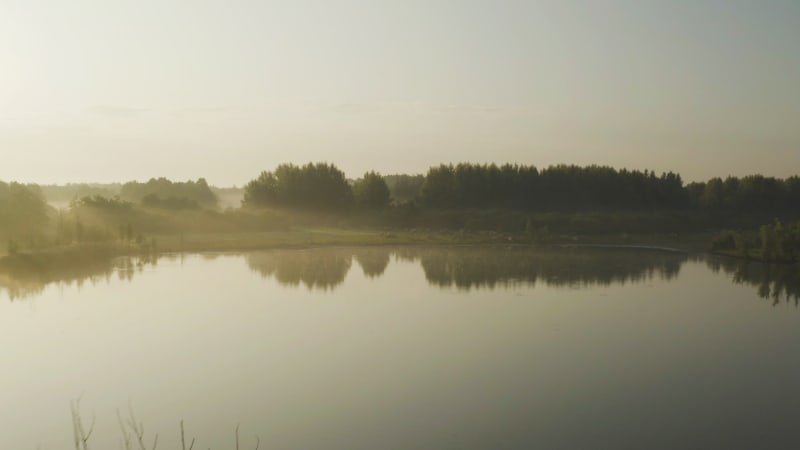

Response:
(1, 246), (799, 449)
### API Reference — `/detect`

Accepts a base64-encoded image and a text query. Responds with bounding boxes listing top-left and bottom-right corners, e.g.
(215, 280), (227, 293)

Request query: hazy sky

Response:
(1, 0), (798, 185)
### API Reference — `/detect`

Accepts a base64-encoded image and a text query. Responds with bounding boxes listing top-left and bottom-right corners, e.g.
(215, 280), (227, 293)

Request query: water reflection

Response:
(246, 246), (688, 290)
(353, 248), (391, 278)
(0, 254), (160, 300)
(246, 250), (352, 290)
(707, 257), (800, 306)
(412, 247), (685, 289)
(2, 247), (800, 305)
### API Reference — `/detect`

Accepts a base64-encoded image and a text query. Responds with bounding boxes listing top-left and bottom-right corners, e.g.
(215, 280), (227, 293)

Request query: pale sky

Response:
(1, 0), (798, 186)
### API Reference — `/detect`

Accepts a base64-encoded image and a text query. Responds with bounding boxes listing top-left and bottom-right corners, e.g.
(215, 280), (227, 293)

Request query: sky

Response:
(1, 0), (798, 186)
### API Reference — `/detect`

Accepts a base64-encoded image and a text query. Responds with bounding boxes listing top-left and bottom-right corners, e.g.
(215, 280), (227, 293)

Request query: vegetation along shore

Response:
(2, 162), (800, 268)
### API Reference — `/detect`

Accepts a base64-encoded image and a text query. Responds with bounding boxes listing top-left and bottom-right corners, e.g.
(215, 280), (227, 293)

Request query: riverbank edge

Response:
(0, 228), (712, 272)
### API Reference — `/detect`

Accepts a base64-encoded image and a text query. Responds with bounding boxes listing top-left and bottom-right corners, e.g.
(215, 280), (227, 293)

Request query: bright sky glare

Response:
(1, 1), (798, 185)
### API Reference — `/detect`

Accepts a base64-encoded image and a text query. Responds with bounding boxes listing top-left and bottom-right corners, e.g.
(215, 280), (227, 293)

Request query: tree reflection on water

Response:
(707, 257), (800, 306)
(2, 247), (798, 307)
(0, 253), (161, 300)
(245, 246), (688, 290)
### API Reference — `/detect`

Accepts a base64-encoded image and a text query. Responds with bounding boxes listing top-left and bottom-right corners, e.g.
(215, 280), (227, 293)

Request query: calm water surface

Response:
(1, 247), (799, 449)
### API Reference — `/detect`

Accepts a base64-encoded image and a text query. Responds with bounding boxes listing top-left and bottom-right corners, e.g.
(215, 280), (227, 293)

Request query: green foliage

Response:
(420, 164), (457, 207)
(75, 219), (84, 243)
(760, 221), (781, 261)
(383, 174), (424, 203)
(708, 229), (755, 258)
(243, 163), (354, 210)
(688, 175), (800, 212)
(710, 230), (738, 252)
(759, 220), (800, 263)
(353, 171), (390, 209)
(120, 177), (217, 208)
(734, 233), (751, 258)
(418, 163), (687, 210)
(75, 195), (134, 212)
(141, 194), (200, 210)
(3, 163), (800, 259)
(710, 221), (800, 263)
(0, 182), (49, 240)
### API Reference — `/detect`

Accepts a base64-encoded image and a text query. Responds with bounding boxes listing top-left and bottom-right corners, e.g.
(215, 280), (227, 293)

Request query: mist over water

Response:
(1, 247), (799, 449)
(5, 2), (800, 448)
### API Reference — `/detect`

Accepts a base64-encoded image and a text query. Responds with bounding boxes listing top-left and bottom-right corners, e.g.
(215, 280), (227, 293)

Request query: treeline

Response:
(0, 182), (49, 241)
(243, 162), (800, 215)
(39, 183), (121, 205)
(419, 164), (685, 210)
(383, 174), (424, 203)
(414, 165), (800, 212)
(4, 162), (800, 254)
(31, 163), (800, 217)
(686, 175), (800, 211)
(243, 163), (391, 210)
(40, 181), (240, 210)
(711, 220), (800, 263)
(119, 177), (217, 208)
(242, 163), (686, 211)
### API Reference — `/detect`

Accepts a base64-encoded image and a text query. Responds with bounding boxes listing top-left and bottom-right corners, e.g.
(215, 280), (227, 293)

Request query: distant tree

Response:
(141, 194), (200, 210)
(242, 171), (280, 207)
(243, 163), (354, 210)
(353, 171), (390, 209)
(686, 174), (800, 214)
(760, 220), (783, 262)
(75, 219), (84, 243)
(38, 183), (121, 205)
(0, 182), (50, 240)
(383, 174), (425, 203)
(75, 195), (134, 212)
(419, 165), (457, 208)
(120, 178), (217, 208)
(783, 223), (800, 262)
(416, 163), (691, 211)
(709, 230), (739, 252)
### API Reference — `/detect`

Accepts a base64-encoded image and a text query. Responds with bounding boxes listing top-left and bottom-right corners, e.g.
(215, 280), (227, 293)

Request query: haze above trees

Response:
(2, 162), (800, 257)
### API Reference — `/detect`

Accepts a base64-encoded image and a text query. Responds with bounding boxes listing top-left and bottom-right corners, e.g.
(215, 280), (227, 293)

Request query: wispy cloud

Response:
(430, 104), (502, 114)
(172, 106), (232, 115)
(310, 101), (502, 115)
(89, 105), (150, 118)
(325, 103), (381, 114)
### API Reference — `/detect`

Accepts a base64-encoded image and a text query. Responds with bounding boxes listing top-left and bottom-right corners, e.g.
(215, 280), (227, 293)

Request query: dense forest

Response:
(242, 162), (800, 215)
(243, 163), (354, 210)
(0, 182), (49, 242)
(119, 177), (218, 208)
(2, 162), (800, 257)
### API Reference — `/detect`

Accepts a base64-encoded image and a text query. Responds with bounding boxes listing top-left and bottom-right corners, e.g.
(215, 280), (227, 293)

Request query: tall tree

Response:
(353, 171), (391, 209)
(243, 163), (354, 210)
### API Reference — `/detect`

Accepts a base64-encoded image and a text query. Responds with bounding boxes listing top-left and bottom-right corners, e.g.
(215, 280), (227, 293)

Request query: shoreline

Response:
(0, 228), (707, 271)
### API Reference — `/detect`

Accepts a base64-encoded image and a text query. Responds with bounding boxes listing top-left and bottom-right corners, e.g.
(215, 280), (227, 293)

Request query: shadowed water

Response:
(0, 246), (799, 449)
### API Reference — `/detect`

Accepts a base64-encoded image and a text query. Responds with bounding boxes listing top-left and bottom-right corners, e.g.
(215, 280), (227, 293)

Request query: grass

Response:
(150, 227), (517, 252)
(135, 228), (714, 254)
(71, 400), (260, 450)
(711, 248), (799, 264)
(0, 242), (120, 272)
(0, 227), (714, 269)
